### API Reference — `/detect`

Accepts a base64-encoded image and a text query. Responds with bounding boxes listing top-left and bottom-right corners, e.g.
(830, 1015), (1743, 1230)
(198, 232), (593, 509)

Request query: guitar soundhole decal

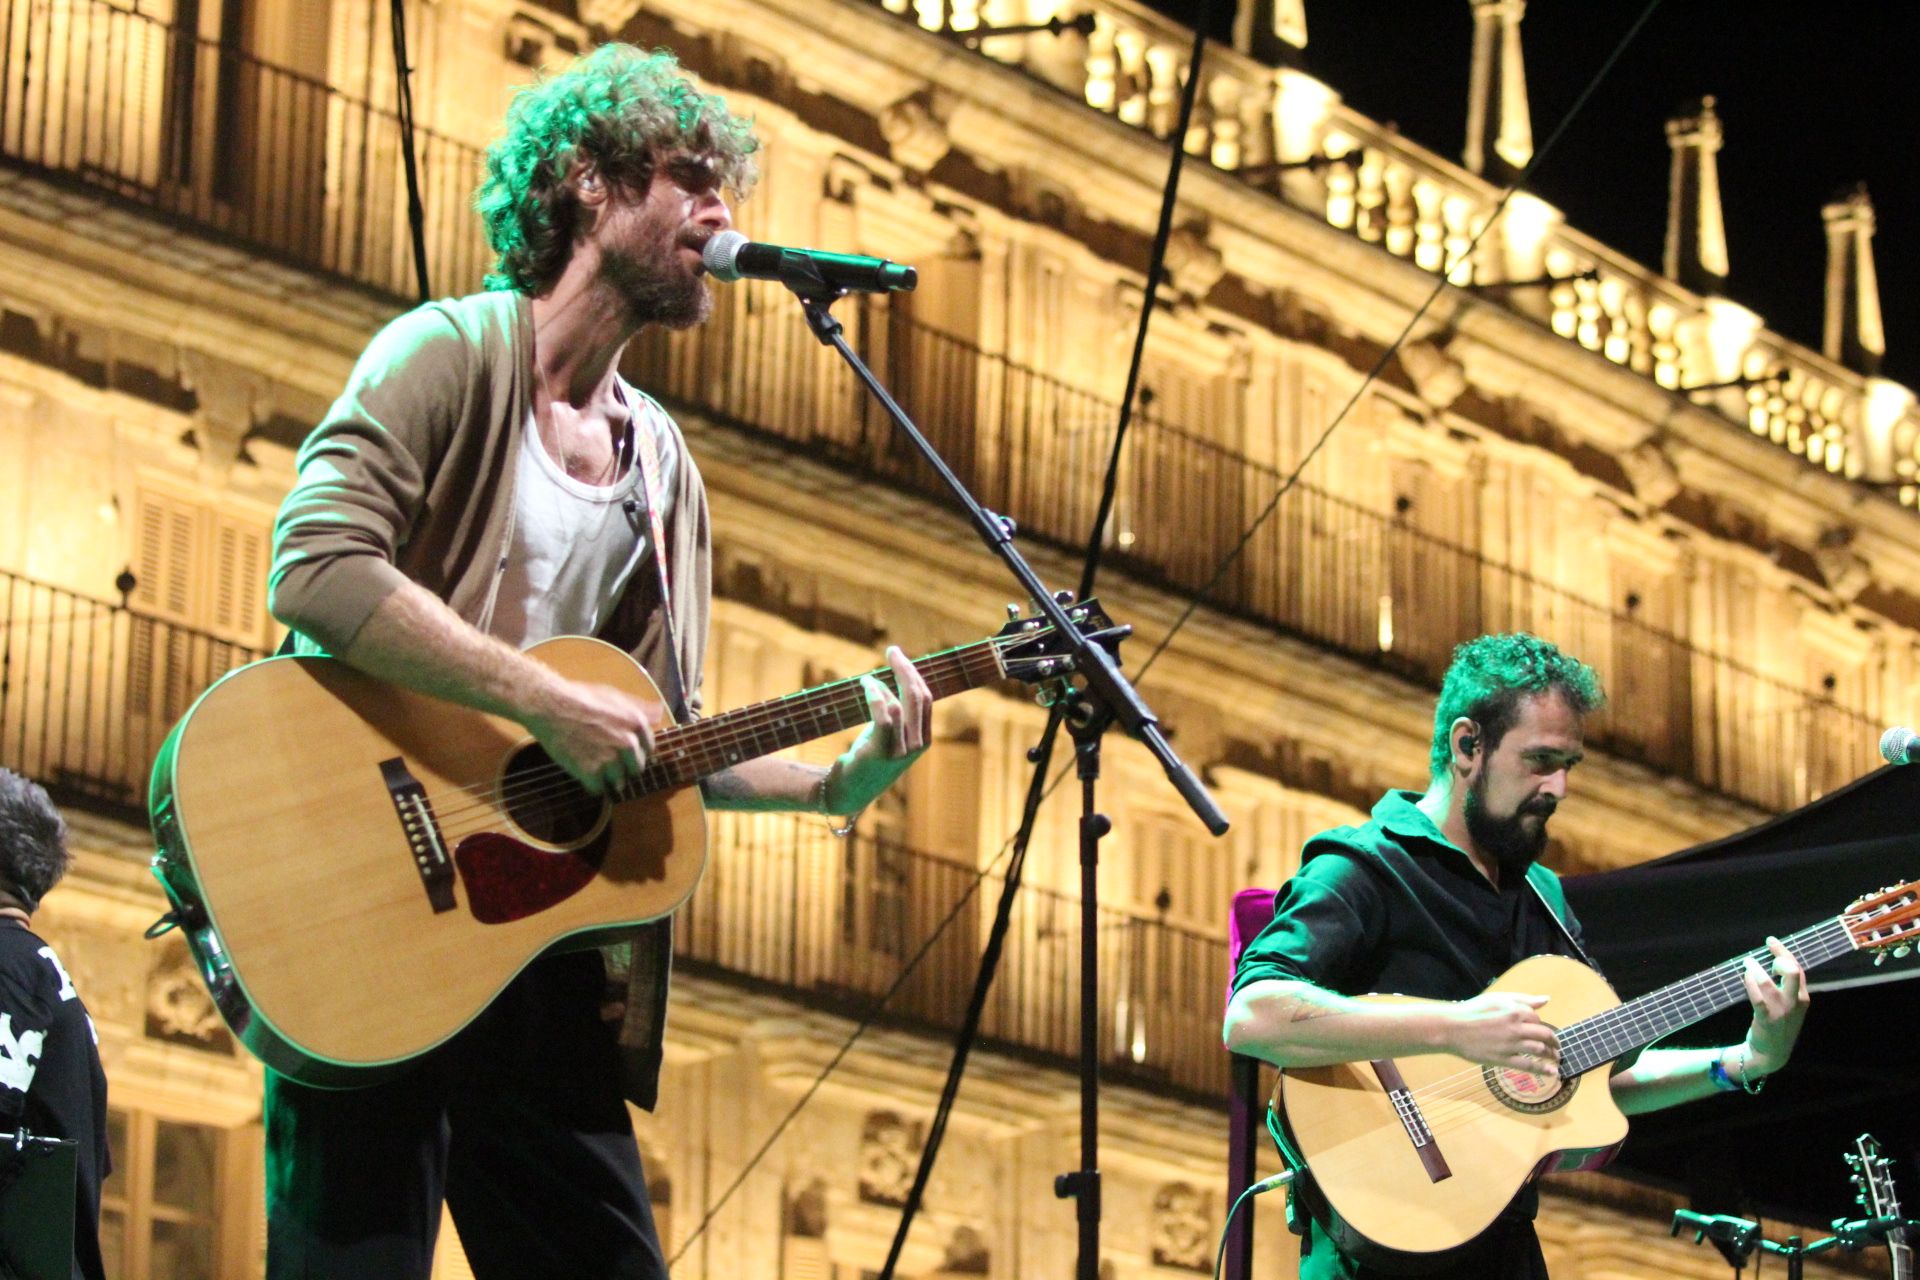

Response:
(1481, 1065), (1577, 1114)
(501, 742), (606, 845)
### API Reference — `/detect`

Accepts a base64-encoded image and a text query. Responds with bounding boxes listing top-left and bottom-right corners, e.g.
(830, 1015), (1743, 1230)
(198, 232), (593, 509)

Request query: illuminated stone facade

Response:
(0, 0), (1908, 1275)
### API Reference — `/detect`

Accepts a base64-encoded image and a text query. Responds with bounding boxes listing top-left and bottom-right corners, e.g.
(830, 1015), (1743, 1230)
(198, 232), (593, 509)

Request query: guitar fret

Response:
(620, 640), (1009, 801)
(1560, 920), (1850, 1076)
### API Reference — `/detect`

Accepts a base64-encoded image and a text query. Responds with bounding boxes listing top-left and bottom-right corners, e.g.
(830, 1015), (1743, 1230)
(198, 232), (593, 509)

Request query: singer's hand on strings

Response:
(831, 646), (932, 812)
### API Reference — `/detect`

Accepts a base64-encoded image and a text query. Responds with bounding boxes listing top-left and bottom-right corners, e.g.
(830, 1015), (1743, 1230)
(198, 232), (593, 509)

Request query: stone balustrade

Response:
(868, 0), (1920, 503)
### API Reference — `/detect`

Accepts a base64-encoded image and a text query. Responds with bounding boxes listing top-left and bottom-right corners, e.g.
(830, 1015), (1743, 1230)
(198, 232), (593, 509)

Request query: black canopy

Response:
(1563, 764), (1920, 1228)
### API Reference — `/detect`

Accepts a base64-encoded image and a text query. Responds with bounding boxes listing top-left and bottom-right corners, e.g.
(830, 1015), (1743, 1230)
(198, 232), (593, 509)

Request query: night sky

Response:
(1146, 1), (1919, 389)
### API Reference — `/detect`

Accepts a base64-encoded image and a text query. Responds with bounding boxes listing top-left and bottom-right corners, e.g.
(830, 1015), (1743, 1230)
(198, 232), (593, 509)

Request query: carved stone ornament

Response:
(858, 1110), (920, 1206)
(879, 95), (953, 174)
(1150, 1181), (1214, 1272)
(180, 349), (270, 482)
(145, 936), (232, 1052)
(1398, 339), (1467, 412)
(786, 1177), (829, 1238)
(1813, 528), (1871, 604)
(578, 0), (646, 34)
(1618, 439), (1682, 509)
(1164, 226), (1226, 301)
(942, 1224), (990, 1274)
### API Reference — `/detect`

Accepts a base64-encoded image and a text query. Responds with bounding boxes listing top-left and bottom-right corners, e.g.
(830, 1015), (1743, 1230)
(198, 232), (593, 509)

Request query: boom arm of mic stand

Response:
(788, 286), (1229, 837)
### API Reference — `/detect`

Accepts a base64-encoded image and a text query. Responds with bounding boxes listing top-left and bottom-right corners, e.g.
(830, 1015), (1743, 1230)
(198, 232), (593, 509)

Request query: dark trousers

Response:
(264, 952), (666, 1280)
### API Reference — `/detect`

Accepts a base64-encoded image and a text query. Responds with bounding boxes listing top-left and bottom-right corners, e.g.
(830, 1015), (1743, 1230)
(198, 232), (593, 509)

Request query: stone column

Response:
(1821, 183), (1885, 376)
(1664, 96), (1730, 295)
(1464, 0), (1533, 182)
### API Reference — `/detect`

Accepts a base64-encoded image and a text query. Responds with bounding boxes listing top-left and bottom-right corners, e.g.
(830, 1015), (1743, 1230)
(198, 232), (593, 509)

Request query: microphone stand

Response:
(784, 282), (1229, 1280)
(1671, 1209), (1920, 1280)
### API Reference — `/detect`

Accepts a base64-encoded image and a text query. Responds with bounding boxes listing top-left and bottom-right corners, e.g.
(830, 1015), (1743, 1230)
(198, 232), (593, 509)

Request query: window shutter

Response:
(132, 489), (201, 624)
(207, 512), (267, 644)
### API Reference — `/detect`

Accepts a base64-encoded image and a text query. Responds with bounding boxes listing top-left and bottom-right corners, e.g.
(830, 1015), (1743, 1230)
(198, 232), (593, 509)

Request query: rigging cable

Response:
(389, 0), (432, 303)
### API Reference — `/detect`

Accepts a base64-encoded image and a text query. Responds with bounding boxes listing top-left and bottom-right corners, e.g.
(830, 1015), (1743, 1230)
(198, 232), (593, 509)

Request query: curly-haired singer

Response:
(264, 46), (931, 1278)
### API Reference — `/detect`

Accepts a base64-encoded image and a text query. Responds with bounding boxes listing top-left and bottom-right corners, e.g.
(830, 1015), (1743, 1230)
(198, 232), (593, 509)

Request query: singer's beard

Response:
(603, 236), (711, 331)
(1463, 774), (1554, 875)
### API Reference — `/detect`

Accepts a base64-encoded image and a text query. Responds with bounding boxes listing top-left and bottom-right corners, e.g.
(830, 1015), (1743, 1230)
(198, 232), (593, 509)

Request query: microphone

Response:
(701, 230), (917, 294)
(1882, 726), (1919, 766)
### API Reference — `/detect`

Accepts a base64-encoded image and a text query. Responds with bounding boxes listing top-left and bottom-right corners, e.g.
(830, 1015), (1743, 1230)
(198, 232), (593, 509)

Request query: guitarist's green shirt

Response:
(1232, 790), (1598, 1279)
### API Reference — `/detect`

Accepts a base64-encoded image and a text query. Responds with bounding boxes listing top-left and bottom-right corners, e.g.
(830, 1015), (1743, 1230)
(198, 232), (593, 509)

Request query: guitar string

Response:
(419, 644), (993, 829)
(1407, 927), (1846, 1124)
(417, 637), (1043, 831)
(1392, 924), (1853, 1126)
(403, 649), (983, 833)
(410, 634), (1036, 833)
(1371, 927), (1844, 1125)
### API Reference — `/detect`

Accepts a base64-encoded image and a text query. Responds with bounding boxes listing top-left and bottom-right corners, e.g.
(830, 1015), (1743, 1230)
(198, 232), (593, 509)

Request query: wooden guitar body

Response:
(1265, 881), (1920, 1263)
(148, 636), (705, 1088)
(1275, 954), (1629, 1259)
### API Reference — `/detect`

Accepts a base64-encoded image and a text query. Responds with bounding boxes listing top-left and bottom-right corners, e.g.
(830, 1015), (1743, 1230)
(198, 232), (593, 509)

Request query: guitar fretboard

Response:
(1558, 918), (1853, 1078)
(616, 639), (1007, 799)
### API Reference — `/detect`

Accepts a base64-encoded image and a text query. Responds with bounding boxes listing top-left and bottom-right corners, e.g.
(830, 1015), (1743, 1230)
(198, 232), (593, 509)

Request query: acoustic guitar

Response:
(1850, 1133), (1916, 1280)
(1270, 882), (1920, 1262)
(148, 602), (1117, 1087)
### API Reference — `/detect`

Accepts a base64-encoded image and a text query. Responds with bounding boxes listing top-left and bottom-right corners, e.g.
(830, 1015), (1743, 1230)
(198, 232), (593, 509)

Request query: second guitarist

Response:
(1222, 633), (1810, 1279)
(263, 46), (931, 1280)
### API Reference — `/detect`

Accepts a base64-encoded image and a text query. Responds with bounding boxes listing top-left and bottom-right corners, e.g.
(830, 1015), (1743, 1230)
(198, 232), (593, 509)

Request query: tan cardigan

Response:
(269, 289), (711, 1108)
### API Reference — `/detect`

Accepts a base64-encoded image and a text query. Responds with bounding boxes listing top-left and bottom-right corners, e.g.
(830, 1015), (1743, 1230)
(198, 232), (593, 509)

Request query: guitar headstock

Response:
(993, 598), (1127, 688)
(1842, 881), (1920, 966)
(1849, 1134), (1905, 1221)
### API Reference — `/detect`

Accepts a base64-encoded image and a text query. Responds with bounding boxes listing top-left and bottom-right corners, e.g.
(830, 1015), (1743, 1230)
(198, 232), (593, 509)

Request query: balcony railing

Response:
(0, 2), (1890, 814)
(685, 810), (1231, 1096)
(0, 570), (263, 813)
(631, 282), (1885, 814)
(869, 0), (1920, 496)
(0, 0), (489, 298)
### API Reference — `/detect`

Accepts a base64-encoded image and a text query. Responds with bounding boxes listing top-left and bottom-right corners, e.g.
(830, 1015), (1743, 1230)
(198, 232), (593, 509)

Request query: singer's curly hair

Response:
(0, 767), (69, 912)
(475, 44), (758, 295)
(1429, 634), (1605, 779)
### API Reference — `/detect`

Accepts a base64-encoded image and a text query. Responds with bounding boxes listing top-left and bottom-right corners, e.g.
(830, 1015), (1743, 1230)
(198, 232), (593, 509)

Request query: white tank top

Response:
(489, 393), (678, 647)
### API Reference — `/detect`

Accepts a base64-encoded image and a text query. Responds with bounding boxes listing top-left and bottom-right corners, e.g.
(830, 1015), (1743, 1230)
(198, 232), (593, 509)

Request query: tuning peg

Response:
(1874, 952), (1888, 966)
(1054, 589), (1076, 605)
(1896, 944), (1913, 958)
(1006, 603), (1022, 621)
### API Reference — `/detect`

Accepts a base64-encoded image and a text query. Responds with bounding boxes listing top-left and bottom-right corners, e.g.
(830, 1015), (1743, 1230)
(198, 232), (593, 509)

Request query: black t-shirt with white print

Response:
(0, 922), (109, 1280)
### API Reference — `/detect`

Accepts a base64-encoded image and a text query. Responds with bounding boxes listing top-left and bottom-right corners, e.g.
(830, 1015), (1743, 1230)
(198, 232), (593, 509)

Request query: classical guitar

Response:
(1849, 1133), (1916, 1280)
(1270, 883), (1920, 1262)
(148, 602), (1117, 1087)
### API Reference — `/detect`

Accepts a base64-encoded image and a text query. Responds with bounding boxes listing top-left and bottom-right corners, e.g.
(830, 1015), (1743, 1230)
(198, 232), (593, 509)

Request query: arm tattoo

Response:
(699, 766), (755, 804)
(1282, 994), (1347, 1024)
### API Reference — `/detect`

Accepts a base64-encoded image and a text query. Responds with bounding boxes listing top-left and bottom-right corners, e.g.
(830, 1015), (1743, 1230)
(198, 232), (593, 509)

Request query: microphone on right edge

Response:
(1880, 726), (1919, 765)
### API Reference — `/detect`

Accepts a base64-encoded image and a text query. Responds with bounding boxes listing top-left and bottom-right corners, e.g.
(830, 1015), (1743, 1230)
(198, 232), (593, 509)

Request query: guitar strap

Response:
(618, 391), (687, 1114)
(631, 393), (691, 723)
(1525, 864), (1596, 969)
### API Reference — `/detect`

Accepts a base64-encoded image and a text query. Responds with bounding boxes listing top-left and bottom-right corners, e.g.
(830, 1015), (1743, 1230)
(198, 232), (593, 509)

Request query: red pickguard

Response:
(452, 829), (611, 924)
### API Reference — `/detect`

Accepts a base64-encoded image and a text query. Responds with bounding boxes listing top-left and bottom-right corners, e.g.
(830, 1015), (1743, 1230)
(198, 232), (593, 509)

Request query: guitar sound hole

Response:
(501, 743), (606, 845)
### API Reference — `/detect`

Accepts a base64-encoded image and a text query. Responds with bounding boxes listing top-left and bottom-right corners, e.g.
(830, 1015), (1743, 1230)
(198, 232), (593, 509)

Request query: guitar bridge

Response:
(1370, 1058), (1452, 1183)
(380, 757), (457, 914)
